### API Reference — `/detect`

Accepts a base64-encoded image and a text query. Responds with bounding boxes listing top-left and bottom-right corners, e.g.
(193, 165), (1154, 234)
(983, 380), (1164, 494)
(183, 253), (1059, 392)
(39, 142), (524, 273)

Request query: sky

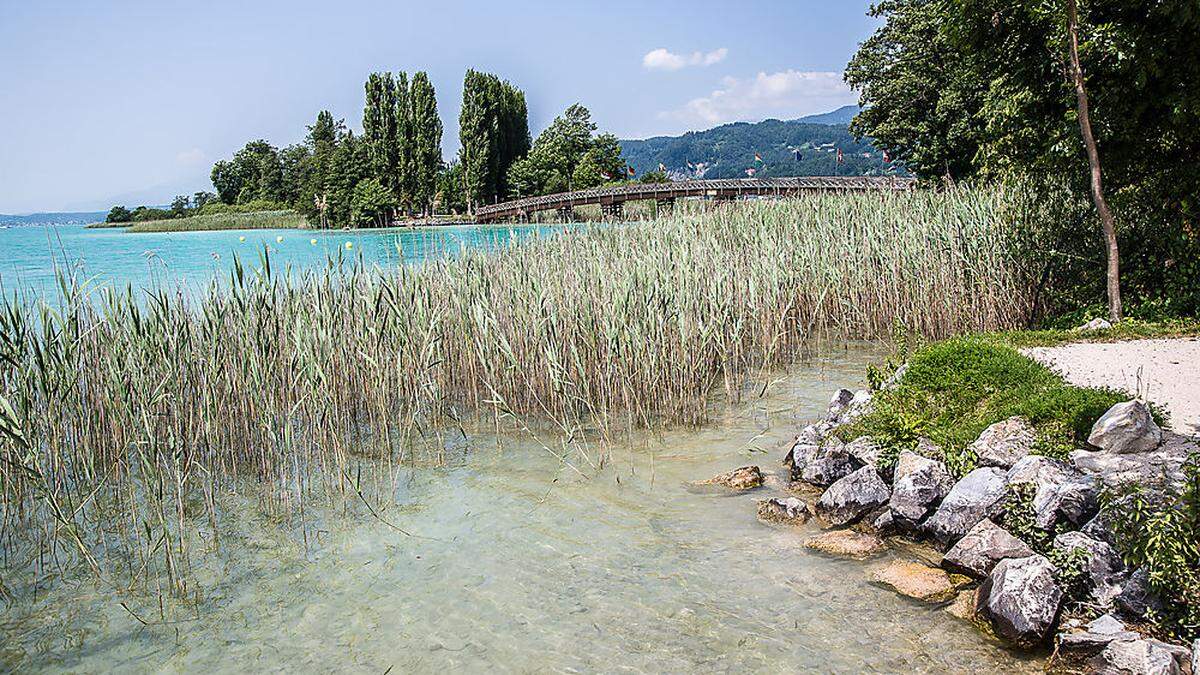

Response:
(0, 0), (878, 213)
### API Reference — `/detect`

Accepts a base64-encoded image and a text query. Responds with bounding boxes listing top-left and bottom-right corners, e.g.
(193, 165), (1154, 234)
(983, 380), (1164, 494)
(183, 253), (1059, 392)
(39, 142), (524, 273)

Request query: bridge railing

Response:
(473, 176), (915, 221)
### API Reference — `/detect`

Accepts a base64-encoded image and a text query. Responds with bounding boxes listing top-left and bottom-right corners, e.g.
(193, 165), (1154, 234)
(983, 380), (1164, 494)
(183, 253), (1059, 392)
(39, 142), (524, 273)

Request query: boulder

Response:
(889, 451), (954, 528)
(694, 466), (763, 491)
(1088, 400), (1162, 454)
(870, 507), (896, 535)
(801, 438), (861, 486)
(788, 440), (820, 480)
(1115, 567), (1168, 619)
(783, 423), (829, 470)
(1057, 614), (1141, 654)
(845, 436), (885, 473)
(803, 530), (887, 559)
(971, 417), (1037, 469)
(826, 389), (855, 423)
(945, 590), (977, 622)
(1054, 531), (1127, 608)
(756, 497), (811, 526)
(841, 389), (875, 423)
(1007, 455), (1101, 530)
(1090, 639), (1184, 675)
(870, 560), (958, 603)
(942, 519), (1034, 578)
(815, 467), (891, 526)
(975, 554), (1063, 647)
(1072, 432), (1197, 492)
(923, 467), (1009, 544)
(1075, 317), (1113, 332)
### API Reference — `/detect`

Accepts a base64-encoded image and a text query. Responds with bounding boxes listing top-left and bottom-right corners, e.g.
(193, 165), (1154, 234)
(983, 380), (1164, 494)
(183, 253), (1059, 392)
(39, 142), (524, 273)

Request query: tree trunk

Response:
(1067, 0), (1122, 322)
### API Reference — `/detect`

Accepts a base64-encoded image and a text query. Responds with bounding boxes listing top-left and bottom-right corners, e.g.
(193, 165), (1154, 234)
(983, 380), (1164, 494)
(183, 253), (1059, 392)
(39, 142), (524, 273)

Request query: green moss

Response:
(844, 336), (1133, 476)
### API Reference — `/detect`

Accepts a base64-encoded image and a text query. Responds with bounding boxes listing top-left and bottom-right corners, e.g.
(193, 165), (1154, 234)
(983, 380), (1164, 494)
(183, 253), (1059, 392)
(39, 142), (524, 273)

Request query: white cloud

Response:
(642, 47), (728, 71)
(175, 148), (207, 167)
(658, 70), (855, 127)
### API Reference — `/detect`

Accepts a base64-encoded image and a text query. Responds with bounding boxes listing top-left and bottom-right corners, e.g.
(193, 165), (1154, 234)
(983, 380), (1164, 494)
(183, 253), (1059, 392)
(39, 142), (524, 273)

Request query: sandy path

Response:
(1023, 337), (1200, 437)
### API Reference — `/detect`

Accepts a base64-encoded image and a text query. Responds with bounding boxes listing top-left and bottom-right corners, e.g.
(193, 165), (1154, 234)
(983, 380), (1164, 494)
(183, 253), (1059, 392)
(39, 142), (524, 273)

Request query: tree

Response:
(192, 191), (216, 210)
(350, 178), (398, 227)
(1065, 0), (1120, 322)
(458, 70), (530, 210)
(505, 104), (624, 196)
(393, 71), (412, 212)
(409, 71), (442, 216)
(210, 160), (243, 205)
(170, 195), (190, 217)
(364, 72), (402, 209)
(106, 205), (132, 223)
(436, 161), (466, 215)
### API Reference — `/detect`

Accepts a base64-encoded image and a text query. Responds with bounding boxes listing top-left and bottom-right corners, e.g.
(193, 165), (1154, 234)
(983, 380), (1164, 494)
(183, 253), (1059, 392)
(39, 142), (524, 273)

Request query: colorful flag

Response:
(754, 152), (763, 163)
(627, 166), (636, 177)
(836, 148), (844, 164)
(658, 162), (667, 172)
(883, 150), (891, 163)
(745, 167), (757, 177)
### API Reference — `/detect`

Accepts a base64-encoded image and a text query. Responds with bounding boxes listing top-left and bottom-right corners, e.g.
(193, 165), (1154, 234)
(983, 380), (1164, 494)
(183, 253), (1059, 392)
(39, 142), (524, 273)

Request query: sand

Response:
(1023, 337), (1200, 437)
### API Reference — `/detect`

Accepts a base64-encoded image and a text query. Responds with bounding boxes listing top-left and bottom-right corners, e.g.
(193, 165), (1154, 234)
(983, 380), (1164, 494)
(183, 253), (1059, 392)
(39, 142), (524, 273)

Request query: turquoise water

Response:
(0, 222), (565, 296)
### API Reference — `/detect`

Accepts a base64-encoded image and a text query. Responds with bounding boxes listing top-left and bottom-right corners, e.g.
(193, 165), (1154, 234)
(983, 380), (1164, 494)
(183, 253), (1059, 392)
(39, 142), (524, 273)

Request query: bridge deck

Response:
(474, 176), (914, 222)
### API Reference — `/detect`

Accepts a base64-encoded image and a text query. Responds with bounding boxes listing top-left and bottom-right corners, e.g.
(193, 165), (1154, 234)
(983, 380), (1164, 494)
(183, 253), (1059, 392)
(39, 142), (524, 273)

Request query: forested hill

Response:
(620, 107), (899, 179)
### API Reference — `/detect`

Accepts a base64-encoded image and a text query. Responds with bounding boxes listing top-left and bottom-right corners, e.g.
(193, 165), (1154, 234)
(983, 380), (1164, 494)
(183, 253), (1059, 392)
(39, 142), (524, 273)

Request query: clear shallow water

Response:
(0, 222), (567, 296)
(1, 347), (1041, 673)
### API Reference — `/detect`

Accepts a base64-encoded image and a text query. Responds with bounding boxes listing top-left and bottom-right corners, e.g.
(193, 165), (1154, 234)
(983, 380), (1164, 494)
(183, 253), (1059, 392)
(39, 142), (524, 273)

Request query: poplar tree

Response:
(393, 71), (412, 214)
(409, 71), (443, 216)
(459, 69), (497, 212)
(363, 73), (400, 204)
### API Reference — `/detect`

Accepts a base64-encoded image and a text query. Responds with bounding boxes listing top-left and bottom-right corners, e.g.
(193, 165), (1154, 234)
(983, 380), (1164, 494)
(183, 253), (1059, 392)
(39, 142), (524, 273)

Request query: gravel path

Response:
(1023, 337), (1200, 437)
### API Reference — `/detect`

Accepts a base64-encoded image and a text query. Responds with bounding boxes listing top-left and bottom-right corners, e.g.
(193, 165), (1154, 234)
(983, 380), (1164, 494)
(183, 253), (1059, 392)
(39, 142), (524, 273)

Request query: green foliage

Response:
(409, 72), (443, 216)
(196, 199), (288, 216)
(123, 210), (306, 233)
(350, 178), (398, 227)
(846, 337), (1131, 476)
(105, 205), (132, 223)
(507, 105), (626, 197)
(1004, 483), (1054, 552)
(459, 70), (529, 209)
(1106, 459), (1200, 642)
(1048, 546), (1093, 603)
(620, 117), (894, 179)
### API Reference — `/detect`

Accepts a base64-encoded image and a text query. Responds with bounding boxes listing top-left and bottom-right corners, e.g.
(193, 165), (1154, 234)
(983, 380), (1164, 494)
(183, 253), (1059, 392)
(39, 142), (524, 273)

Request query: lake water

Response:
(0, 347), (1041, 673)
(0, 222), (566, 296)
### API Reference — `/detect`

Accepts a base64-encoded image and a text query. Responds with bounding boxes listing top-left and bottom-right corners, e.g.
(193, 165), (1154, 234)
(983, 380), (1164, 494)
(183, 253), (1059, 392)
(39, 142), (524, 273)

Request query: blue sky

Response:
(0, 0), (878, 213)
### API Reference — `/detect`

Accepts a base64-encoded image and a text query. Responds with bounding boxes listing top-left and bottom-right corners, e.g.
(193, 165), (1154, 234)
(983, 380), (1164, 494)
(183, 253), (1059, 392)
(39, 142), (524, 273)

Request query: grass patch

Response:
(842, 336), (1135, 475)
(994, 317), (1200, 348)
(118, 209), (308, 232)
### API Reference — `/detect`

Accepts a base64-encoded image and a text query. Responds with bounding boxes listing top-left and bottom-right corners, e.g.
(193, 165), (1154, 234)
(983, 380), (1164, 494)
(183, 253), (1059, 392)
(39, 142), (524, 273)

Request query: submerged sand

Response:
(1023, 337), (1200, 437)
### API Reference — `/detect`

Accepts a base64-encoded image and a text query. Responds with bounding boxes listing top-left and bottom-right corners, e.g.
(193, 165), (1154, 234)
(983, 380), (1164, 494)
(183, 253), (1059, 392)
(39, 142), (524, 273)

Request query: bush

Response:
(197, 200), (289, 216)
(1105, 459), (1200, 643)
(842, 337), (1134, 476)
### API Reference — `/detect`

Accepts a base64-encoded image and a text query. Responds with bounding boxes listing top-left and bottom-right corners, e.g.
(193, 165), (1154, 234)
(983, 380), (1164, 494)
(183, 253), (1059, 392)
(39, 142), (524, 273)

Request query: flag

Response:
(745, 167), (757, 177)
(658, 162), (667, 172)
(836, 148), (844, 164)
(602, 172), (613, 180)
(754, 152), (763, 163)
(627, 166), (636, 177)
(883, 150), (891, 163)
(794, 150), (801, 162)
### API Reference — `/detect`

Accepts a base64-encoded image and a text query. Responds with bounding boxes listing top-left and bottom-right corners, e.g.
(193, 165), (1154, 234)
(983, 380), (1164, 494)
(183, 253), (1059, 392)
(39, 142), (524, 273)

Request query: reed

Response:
(119, 209), (309, 233)
(0, 186), (1039, 598)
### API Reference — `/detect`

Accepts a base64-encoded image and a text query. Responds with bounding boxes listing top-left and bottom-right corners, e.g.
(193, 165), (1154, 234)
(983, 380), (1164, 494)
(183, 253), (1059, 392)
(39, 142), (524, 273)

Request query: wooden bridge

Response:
(473, 176), (915, 223)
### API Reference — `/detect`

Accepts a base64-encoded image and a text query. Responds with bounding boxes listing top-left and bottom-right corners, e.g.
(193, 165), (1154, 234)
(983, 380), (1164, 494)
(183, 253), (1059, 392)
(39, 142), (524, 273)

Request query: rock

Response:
(870, 507), (896, 535)
(801, 438), (861, 486)
(945, 590), (977, 622)
(1088, 400), (1163, 454)
(870, 560), (959, 603)
(1075, 317), (1113, 332)
(803, 530), (887, 559)
(826, 389), (855, 423)
(923, 467), (1009, 544)
(841, 389), (875, 424)
(845, 436), (885, 472)
(1058, 614), (1142, 654)
(1073, 432), (1197, 492)
(756, 497), (811, 526)
(1090, 639), (1183, 675)
(970, 417), (1036, 469)
(1192, 639), (1199, 675)
(815, 467), (891, 526)
(1007, 455), (1101, 530)
(1054, 531), (1127, 608)
(1116, 567), (1168, 619)
(695, 466), (763, 491)
(890, 451), (954, 528)
(942, 519), (1034, 578)
(975, 554), (1063, 647)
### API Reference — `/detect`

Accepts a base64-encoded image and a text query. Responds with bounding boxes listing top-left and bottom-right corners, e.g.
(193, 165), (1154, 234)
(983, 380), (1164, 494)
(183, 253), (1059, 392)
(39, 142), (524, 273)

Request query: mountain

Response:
(795, 105), (860, 126)
(620, 106), (900, 180)
(0, 210), (108, 226)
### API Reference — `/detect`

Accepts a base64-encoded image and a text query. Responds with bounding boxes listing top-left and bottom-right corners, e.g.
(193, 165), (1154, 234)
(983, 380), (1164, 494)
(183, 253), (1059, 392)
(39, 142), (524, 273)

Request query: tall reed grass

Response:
(0, 187), (1039, 600)
(119, 209), (308, 233)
